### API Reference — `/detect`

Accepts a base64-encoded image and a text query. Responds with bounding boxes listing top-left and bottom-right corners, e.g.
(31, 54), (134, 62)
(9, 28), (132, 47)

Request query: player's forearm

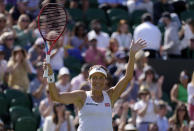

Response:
(125, 51), (135, 81)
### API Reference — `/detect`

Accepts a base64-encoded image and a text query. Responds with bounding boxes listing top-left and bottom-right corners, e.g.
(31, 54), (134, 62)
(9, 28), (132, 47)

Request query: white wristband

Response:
(47, 74), (55, 83)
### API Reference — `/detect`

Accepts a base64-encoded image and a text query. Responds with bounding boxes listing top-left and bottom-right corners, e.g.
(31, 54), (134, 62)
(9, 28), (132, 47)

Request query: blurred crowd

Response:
(0, 0), (194, 131)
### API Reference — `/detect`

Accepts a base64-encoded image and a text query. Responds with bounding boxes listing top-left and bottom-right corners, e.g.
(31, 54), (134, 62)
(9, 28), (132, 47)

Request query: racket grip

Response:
(43, 55), (50, 78)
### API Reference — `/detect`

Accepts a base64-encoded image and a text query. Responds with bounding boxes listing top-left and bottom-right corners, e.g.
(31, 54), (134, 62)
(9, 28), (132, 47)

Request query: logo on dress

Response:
(86, 103), (98, 106)
(105, 103), (110, 107)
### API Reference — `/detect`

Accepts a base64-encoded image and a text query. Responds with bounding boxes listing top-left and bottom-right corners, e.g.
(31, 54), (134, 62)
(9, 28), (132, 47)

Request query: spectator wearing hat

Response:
(134, 50), (150, 81)
(133, 86), (158, 131)
(56, 67), (71, 93)
(70, 63), (91, 91)
(0, 45), (7, 88)
(139, 66), (164, 100)
(28, 37), (45, 68)
(160, 12), (181, 59)
(133, 13), (162, 58)
(156, 100), (169, 131)
(29, 62), (47, 107)
(87, 19), (110, 50)
(6, 46), (32, 93)
(0, 31), (15, 61)
(84, 37), (107, 66)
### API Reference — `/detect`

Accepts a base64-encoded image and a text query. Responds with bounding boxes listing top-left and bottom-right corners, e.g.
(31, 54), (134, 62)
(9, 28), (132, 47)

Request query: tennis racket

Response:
(38, 3), (68, 78)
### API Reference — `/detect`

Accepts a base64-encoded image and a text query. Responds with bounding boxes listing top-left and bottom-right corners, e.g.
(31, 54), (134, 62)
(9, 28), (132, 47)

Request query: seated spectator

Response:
(153, 0), (174, 24)
(7, 46), (32, 93)
(189, 121), (194, 131)
(139, 66), (164, 100)
(84, 37), (107, 66)
(43, 102), (75, 131)
(133, 13), (162, 58)
(56, 67), (71, 93)
(126, 0), (153, 14)
(0, 13), (7, 35)
(124, 123), (137, 131)
(134, 86), (158, 131)
(111, 20), (132, 51)
(39, 88), (54, 127)
(12, 14), (36, 49)
(156, 100), (169, 131)
(0, 31), (15, 61)
(148, 123), (159, 131)
(29, 62), (47, 107)
(170, 70), (189, 105)
(98, 0), (127, 11)
(0, 45), (7, 87)
(28, 37), (45, 68)
(169, 103), (190, 129)
(188, 71), (194, 120)
(70, 22), (88, 53)
(134, 50), (149, 81)
(105, 38), (119, 66)
(87, 19), (110, 50)
(160, 12), (181, 59)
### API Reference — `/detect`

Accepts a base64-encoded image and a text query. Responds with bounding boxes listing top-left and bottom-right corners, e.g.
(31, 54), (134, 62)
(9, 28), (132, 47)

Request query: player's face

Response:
(90, 72), (106, 91)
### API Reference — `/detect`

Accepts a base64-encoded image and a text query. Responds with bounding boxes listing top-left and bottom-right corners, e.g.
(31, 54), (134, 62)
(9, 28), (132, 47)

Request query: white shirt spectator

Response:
(180, 24), (194, 50)
(50, 47), (65, 71)
(188, 83), (194, 105)
(134, 100), (157, 126)
(88, 30), (110, 49)
(157, 115), (169, 131)
(111, 32), (132, 50)
(56, 81), (71, 93)
(71, 74), (87, 91)
(134, 22), (162, 51)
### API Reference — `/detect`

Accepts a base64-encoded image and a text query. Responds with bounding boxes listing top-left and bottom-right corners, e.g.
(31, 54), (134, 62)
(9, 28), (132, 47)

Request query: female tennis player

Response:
(44, 38), (147, 131)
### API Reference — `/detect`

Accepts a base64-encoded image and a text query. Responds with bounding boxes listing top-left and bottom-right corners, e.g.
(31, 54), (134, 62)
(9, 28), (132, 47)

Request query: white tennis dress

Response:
(77, 91), (113, 131)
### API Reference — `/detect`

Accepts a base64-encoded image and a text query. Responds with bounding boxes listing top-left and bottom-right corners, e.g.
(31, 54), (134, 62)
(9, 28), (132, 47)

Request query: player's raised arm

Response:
(108, 39), (147, 104)
(43, 63), (86, 107)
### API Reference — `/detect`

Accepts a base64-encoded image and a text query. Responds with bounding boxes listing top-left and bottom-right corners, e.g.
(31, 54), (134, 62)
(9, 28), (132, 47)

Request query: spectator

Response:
(169, 103), (190, 129)
(111, 19), (132, 51)
(188, 71), (194, 120)
(124, 123), (137, 131)
(28, 37), (45, 68)
(7, 46), (32, 93)
(13, 14), (36, 49)
(0, 13), (7, 35)
(39, 88), (54, 127)
(105, 38), (119, 66)
(0, 31), (15, 61)
(0, 119), (4, 131)
(133, 13), (162, 58)
(70, 22), (88, 53)
(70, 63), (91, 91)
(98, 0), (127, 11)
(126, 0), (153, 14)
(153, 0), (174, 24)
(84, 37), (107, 66)
(139, 66), (164, 100)
(0, 45), (7, 88)
(43, 102), (75, 131)
(134, 86), (158, 131)
(189, 121), (194, 131)
(156, 100), (169, 131)
(181, 37), (194, 59)
(87, 19), (110, 50)
(134, 50), (149, 81)
(170, 70), (189, 105)
(56, 67), (71, 93)
(179, 19), (194, 55)
(160, 12), (181, 59)
(29, 62), (47, 107)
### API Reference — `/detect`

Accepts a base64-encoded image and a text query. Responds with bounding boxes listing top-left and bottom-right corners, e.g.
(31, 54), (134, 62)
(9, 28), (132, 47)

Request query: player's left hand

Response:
(130, 38), (147, 54)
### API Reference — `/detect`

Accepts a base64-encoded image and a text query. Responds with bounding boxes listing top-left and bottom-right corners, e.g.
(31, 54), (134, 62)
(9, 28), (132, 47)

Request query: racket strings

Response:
(39, 4), (67, 40)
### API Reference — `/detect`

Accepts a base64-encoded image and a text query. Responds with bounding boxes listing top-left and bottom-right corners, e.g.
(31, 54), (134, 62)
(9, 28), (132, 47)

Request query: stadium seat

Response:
(85, 8), (108, 24)
(67, 8), (84, 22)
(180, 10), (194, 22)
(0, 97), (9, 119)
(4, 89), (32, 109)
(88, 0), (99, 8)
(9, 106), (33, 123)
(130, 10), (147, 26)
(107, 8), (130, 24)
(15, 116), (37, 131)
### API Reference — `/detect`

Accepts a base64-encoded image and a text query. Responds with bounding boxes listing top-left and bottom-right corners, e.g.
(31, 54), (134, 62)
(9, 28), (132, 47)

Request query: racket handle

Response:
(43, 55), (50, 78)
